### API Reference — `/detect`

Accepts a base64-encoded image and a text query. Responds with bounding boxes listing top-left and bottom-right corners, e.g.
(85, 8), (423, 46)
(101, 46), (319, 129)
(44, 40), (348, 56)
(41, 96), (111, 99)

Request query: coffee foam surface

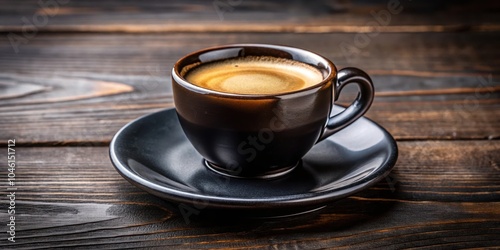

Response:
(182, 56), (323, 95)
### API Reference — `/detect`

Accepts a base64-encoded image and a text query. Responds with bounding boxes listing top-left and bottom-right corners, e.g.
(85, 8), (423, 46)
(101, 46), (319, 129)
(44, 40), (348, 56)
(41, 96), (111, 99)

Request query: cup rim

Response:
(172, 44), (337, 99)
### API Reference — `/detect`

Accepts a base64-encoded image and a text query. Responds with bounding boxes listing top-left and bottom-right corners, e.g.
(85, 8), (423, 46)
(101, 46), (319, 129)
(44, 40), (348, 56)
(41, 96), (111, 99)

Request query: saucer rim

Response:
(109, 107), (398, 210)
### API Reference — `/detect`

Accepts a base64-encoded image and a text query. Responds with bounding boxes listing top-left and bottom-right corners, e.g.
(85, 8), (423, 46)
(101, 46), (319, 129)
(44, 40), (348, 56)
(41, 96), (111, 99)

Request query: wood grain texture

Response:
(0, 0), (499, 33)
(0, 1), (499, 248)
(0, 142), (498, 249)
(0, 32), (498, 144)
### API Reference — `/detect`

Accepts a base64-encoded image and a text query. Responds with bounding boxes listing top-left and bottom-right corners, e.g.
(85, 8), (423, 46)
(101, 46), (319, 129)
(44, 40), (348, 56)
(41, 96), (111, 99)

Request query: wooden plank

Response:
(1, 33), (499, 75)
(0, 32), (498, 143)
(0, 0), (499, 33)
(0, 141), (498, 248)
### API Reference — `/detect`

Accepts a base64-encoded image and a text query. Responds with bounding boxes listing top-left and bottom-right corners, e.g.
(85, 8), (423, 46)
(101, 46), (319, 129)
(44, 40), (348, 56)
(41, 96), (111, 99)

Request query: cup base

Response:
(204, 160), (299, 179)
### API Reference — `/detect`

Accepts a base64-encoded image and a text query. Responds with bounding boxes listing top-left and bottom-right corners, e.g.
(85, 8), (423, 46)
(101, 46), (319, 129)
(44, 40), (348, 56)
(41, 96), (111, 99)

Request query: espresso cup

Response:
(172, 44), (374, 178)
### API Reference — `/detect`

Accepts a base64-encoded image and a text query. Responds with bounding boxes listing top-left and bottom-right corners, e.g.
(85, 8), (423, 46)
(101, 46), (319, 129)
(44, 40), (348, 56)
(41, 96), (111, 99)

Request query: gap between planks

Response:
(0, 137), (498, 147)
(0, 24), (500, 34)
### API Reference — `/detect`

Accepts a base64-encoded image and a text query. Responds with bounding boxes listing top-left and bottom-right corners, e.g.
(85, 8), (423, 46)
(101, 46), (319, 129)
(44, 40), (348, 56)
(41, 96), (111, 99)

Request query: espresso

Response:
(182, 56), (323, 95)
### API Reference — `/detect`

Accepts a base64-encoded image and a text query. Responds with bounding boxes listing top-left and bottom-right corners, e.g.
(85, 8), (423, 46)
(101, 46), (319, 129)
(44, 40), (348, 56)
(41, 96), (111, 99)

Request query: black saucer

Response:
(110, 107), (398, 217)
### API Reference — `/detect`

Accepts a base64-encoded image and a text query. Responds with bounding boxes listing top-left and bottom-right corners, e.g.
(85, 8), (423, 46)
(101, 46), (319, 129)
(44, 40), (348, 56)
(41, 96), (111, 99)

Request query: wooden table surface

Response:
(1, 1), (499, 249)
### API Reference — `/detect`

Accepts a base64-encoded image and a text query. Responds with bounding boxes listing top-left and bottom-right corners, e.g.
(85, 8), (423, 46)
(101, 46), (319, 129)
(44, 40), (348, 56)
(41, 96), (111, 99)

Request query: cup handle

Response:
(318, 67), (375, 142)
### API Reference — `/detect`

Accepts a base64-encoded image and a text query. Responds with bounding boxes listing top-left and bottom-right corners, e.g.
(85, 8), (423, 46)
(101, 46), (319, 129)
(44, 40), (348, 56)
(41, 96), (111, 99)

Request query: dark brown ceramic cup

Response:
(172, 44), (374, 178)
